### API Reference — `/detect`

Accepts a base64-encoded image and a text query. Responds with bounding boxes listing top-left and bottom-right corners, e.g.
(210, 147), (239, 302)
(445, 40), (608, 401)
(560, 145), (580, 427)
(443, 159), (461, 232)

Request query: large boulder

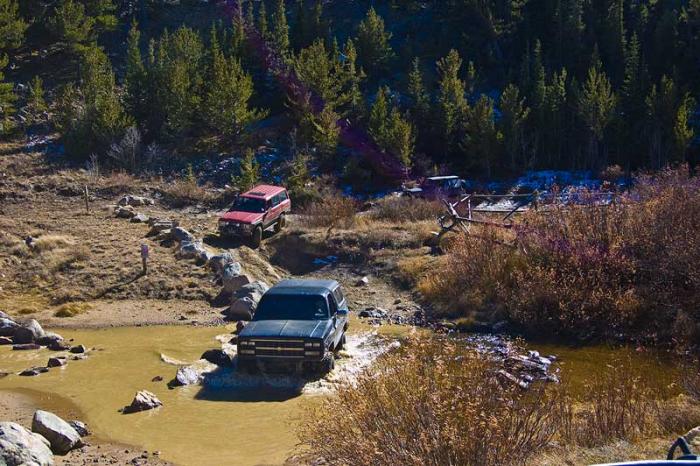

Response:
(170, 360), (217, 387)
(201, 349), (234, 367)
(234, 281), (269, 303)
(0, 422), (54, 466)
(114, 206), (136, 219)
(225, 297), (256, 321)
(222, 262), (249, 293)
(177, 241), (207, 260)
(117, 195), (154, 207)
(172, 227), (194, 243)
(31, 410), (83, 455)
(122, 390), (163, 414)
(209, 252), (235, 275)
(36, 332), (63, 347)
(67, 421), (89, 437)
(146, 219), (178, 237)
(13, 320), (45, 344)
(0, 317), (19, 337)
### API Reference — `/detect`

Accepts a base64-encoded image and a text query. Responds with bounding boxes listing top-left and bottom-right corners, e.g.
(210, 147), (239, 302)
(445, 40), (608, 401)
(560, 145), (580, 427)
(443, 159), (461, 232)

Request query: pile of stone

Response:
(0, 313), (88, 376)
(0, 410), (89, 465)
(113, 195), (155, 222)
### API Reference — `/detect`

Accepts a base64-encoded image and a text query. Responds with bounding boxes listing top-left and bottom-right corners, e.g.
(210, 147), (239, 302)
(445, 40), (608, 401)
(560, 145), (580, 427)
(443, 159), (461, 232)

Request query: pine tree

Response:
(0, 55), (16, 134)
(461, 95), (501, 176)
(342, 38), (365, 119)
(368, 86), (390, 148)
(48, 0), (96, 52)
(311, 105), (340, 162)
(577, 66), (616, 167)
(84, 0), (117, 33)
(0, 0), (27, 51)
(387, 108), (415, 169)
(125, 20), (146, 122)
(356, 7), (394, 74)
(271, 0), (290, 54)
(257, 1), (268, 41)
(56, 46), (130, 159)
(407, 57), (430, 124)
(27, 76), (47, 123)
(233, 148), (260, 191)
(288, 149), (311, 194)
(436, 49), (467, 156)
(674, 93), (695, 159)
(645, 76), (693, 167)
(499, 84), (530, 171)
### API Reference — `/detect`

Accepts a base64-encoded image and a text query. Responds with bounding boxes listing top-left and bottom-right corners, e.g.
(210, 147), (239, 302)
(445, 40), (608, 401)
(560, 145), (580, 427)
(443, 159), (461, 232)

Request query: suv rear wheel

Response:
(251, 226), (262, 248)
(274, 214), (285, 233)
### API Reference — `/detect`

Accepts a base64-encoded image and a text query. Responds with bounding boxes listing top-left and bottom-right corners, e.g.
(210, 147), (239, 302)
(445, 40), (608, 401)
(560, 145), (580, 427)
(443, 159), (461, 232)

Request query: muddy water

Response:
(0, 325), (306, 466)
(0, 322), (409, 466)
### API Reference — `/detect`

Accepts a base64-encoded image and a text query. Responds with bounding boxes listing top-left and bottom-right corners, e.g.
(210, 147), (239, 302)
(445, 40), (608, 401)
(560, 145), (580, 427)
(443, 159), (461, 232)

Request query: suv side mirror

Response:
(336, 309), (348, 317)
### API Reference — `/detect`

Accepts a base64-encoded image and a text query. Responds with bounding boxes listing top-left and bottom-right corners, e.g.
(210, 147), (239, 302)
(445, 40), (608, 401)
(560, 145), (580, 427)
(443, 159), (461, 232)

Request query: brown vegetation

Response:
(413, 168), (700, 345)
(301, 338), (700, 466)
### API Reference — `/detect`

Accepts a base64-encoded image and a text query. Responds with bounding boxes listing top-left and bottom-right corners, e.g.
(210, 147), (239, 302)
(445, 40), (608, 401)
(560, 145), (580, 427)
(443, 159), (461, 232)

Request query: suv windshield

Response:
(230, 196), (266, 213)
(253, 295), (330, 321)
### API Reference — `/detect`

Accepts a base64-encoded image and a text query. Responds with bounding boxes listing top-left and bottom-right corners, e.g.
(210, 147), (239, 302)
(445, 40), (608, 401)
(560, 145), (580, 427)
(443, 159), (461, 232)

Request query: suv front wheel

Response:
(274, 214), (286, 233)
(251, 226), (263, 248)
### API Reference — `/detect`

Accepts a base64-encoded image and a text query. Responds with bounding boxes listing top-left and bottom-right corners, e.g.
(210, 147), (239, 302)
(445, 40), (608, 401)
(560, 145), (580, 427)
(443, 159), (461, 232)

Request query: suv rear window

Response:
(231, 196), (266, 213)
(253, 294), (330, 320)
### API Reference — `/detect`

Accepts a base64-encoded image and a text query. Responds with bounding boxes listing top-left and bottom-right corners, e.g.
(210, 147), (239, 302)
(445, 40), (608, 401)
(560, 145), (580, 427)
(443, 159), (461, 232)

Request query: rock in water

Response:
(69, 345), (86, 354)
(13, 344), (41, 351)
(31, 410), (83, 455)
(0, 421), (54, 466)
(19, 367), (49, 376)
(13, 319), (45, 344)
(123, 391), (163, 414)
(201, 349), (234, 367)
(67, 421), (89, 437)
(37, 332), (63, 347)
(47, 357), (66, 368)
(0, 336), (12, 345)
(0, 317), (19, 336)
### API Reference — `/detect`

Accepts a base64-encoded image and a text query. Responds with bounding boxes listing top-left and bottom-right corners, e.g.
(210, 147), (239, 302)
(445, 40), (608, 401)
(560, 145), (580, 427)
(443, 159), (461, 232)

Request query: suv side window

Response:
(332, 287), (345, 307)
(271, 194), (280, 207)
(328, 295), (337, 315)
(279, 191), (288, 202)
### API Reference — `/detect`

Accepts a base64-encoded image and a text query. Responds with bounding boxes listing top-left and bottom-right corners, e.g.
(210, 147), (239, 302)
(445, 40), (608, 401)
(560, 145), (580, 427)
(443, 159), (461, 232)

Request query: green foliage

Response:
(407, 58), (430, 123)
(271, 0), (289, 54)
(233, 148), (260, 192)
(355, 7), (394, 74)
(0, 55), (16, 134)
(55, 46), (130, 159)
(48, 0), (96, 52)
(0, 0), (27, 51)
(461, 95), (501, 176)
(577, 66), (616, 165)
(437, 49), (468, 155)
(499, 84), (530, 171)
(27, 76), (47, 123)
(368, 87), (415, 168)
(311, 105), (340, 162)
(257, 1), (268, 40)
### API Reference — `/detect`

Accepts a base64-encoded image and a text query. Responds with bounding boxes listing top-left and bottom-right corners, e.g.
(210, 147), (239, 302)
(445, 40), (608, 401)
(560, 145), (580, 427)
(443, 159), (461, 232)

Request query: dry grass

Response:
(301, 338), (700, 466)
(300, 195), (358, 230)
(54, 302), (92, 317)
(159, 178), (214, 207)
(32, 234), (75, 252)
(368, 196), (441, 223)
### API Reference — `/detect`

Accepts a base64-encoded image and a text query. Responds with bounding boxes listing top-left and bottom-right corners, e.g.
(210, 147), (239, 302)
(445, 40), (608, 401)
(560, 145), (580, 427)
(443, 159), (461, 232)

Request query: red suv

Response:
(219, 185), (291, 247)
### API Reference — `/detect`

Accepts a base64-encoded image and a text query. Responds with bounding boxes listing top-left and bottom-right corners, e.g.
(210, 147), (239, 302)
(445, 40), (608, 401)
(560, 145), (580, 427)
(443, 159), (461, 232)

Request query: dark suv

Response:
(237, 279), (349, 375)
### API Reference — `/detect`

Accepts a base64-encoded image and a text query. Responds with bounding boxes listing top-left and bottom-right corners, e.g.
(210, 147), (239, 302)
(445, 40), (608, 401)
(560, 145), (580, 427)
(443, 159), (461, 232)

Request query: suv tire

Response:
(274, 214), (286, 233)
(335, 333), (346, 352)
(251, 226), (262, 248)
(319, 354), (335, 374)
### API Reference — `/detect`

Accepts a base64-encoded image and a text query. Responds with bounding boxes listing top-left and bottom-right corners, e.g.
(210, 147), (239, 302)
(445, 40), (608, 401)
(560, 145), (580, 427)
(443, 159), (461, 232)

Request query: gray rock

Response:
(123, 390), (162, 414)
(47, 358), (66, 368)
(197, 249), (214, 265)
(172, 227), (194, 243)
(117, 195), (154, 207)
(13, 319), (45, 344)
(13, 343), (41, 350)
(177, 241), (206, 260)
(357, 276), (370, 287)
(31, 410), (83, 455)
(69, 345), (86, 354)
(37, 332), (63, 347)
(67, 421), (89, 437)
(234, 281), (269, 303)
(114, 206), (136, 219)
(47, 341), (70, 351)
(130, 213), (150, 223)
(222, 263), (249, 293)
(0, 421), (54, 466)
(209, 252), (234, 274)
(0, 310), (12, 320)
(0, 336), (13, 345)
(146, 220), (178, 237)
(225, 297), (256, 321)
(0, 317), (19, 336)
(200, 349), (234, 367)
(19, 367), (49, 376)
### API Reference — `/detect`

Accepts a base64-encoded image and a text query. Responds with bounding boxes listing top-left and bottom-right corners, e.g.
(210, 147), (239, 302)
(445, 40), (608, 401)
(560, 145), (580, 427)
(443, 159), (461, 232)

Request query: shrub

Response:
(54, 302), (91, 317)
(300, 194), (357, 230)
(300, 338), (561, 466)
(369, 196), (441, 223)
(422, 167), (700, 344)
